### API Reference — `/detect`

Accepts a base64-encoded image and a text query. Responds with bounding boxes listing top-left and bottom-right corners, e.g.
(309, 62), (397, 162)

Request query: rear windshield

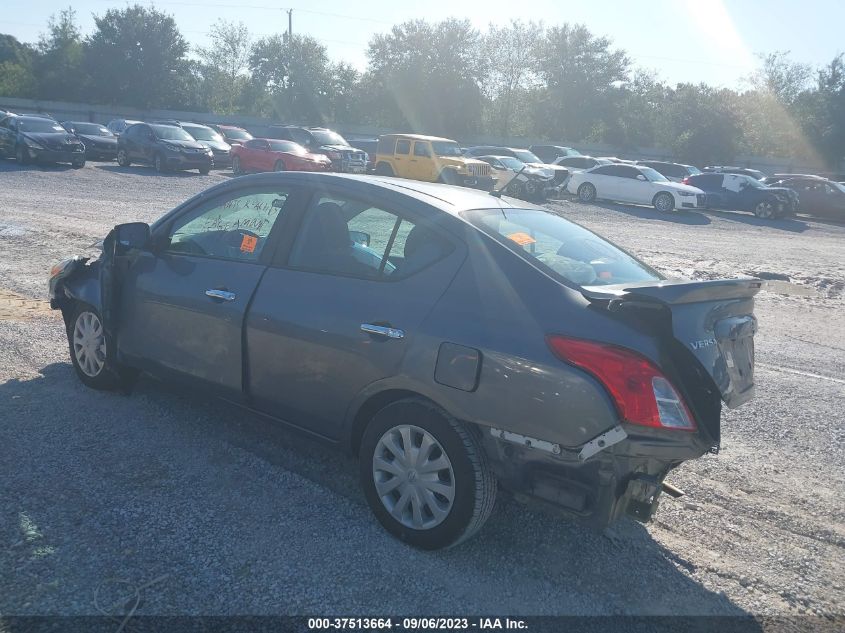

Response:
(464, 208), (662, 287)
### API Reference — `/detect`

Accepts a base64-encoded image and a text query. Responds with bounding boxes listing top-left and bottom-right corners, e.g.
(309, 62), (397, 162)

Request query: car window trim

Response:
(153, 184), (309, 267)
(269, 184), (460, 283)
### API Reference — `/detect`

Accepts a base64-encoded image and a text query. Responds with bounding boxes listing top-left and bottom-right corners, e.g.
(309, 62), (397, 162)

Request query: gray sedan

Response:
(48, 173), (760, 549)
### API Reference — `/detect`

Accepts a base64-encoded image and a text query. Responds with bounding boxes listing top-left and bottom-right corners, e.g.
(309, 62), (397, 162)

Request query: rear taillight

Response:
(545, 335), (696, 431)
(682, 177), (690, 185)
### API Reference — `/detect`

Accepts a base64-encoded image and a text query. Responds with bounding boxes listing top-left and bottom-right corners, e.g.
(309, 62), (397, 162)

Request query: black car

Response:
(464, 146), (569, 187)
(348, 138), (377, 172)
(686, 172), (798, 219)
(48, 172), (759, 549)
(528, 144), (582, 163)
(209, 124), (254, 147)
(265, 126), (366, 174)
(117, 123), (213, 174)
(0, 115), (85, 167)
(763, 176), (845, 220)
(702, 165), (766, 180)
(62, 121), (118, 161)
(637, 161), (702, 183)
(180, 122), (232, 169)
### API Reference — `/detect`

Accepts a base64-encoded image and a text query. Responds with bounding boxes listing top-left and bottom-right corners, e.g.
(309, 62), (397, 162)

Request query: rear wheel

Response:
(116, 149), (131, 167)
(154, 153), (167, 173)
(273, 160), (286, 172)
(232, 156), (243, 175)
(577, 182), (596, 202)
(359, 399), (496, 550)
(71, 158), (85, 169)
(199, 166), (210, 175)
(375, 162), (394, 177)
(754, 200), (775, 219)
(653, 191), (675, 212)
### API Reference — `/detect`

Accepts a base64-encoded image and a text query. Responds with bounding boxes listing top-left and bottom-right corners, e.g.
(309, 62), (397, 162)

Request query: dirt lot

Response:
(0, 160), (843, 622)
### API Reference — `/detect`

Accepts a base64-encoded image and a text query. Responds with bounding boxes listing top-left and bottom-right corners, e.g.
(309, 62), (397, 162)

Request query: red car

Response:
(231, 138), (333, 174)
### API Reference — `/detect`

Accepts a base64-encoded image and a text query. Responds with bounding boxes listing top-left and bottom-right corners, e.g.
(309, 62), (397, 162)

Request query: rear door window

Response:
(395, 140), (411, 155)
(464, 208), (661, 287)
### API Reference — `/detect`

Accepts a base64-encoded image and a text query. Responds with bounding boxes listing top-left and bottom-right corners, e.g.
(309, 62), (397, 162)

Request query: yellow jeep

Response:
(374, 134), (495, 190)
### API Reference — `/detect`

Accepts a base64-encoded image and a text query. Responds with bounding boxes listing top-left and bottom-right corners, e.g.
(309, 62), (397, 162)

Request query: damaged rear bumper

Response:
(482, 424), (712, 528)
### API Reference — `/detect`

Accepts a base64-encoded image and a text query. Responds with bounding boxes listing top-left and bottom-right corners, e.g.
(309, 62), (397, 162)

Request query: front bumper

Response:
(164, 153), (213, 169)
(28, 147), (85, 164)
(210, 152), (232, 168)
(679, 193), (706, 208)
(84, 146), (118, 160)
(331, 158), (368, 174)
(481, 423), (711, 529)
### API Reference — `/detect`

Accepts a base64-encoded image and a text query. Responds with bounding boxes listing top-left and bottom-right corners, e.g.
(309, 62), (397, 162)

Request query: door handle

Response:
(361, 323), (404, 339)
(206, 289), (236, 301)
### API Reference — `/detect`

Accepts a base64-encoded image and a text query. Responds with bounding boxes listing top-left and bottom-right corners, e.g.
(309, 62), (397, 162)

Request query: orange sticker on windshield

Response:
(507, 232), (536, 246)
(240, 235), (258, 253)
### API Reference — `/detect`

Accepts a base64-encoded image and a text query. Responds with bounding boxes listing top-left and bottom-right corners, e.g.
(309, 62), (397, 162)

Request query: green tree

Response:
(195, 20), (252, 113)
(531, 24), (629, 141)
(0, 34), (36, 97)
(365, 19), (486, 137)
(249, 33), (332, 123)
(85, 4), (189, 108)
(797, 54), (845, 167)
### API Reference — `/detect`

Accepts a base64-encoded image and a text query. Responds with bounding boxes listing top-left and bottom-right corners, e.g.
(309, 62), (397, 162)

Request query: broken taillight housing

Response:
(546, 335), (696, 431)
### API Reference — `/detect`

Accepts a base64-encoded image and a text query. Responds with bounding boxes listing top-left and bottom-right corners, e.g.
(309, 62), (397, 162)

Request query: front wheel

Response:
(374, 162), (394, 177)
(72, 158), (85, 169)
(116, 149), (131, 167)
(232, 156), (243, 175)
(359, 399), (497, 550)
(273, 160), (286, 172)
(653, 191), (675, 212)
(66, 304), (135, 391)
(199, 166), (210, 175)
(754, 200), (775, 219)
(577, 182), (596, 202)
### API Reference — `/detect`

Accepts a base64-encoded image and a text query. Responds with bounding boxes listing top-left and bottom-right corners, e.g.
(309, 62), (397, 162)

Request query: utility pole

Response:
(287, 9), (293, 40)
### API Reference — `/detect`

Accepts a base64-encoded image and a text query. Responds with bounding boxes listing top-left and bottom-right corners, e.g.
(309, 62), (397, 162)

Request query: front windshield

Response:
(19, 119), (65, 133)
(513, 150), (541, 163)
(184, 126), (224, 142)
(639, 166), (669, 182)
(151, 125), (195, 141)
(743, 177), (766, 189)
(686, 165), (702, 175)
(311, 130), (348, 146)
(431, 141), (463, 156)
(73, 123), (112, 136)
(223, 128), (252, 141)
(464, 208), (661, 287)
(499, 156), (525, 170)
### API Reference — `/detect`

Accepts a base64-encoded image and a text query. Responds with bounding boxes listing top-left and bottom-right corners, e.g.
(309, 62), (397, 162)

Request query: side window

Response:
(288, 194), (452, 280)
(288, 128), (311, 145)
(591, 165), (616, 176)
(395, 139), (411, 155)
(165, 188), (292, 262)
(413, 142), (431, 157)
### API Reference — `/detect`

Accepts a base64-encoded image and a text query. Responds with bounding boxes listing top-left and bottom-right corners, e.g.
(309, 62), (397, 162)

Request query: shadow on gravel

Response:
(704, 210), (812, 233)
(96, 164), (211, 178)
(0, 159), (78, 172)
(1, 363), (759, 619)
(583, 200), (714, 225)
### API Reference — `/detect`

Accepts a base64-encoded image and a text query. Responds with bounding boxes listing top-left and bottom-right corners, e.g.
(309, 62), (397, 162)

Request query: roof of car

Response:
(381, 133), (456, 142)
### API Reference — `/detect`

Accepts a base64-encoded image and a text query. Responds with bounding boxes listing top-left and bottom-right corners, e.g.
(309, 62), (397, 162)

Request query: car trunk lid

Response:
(581, 278), (762, 409)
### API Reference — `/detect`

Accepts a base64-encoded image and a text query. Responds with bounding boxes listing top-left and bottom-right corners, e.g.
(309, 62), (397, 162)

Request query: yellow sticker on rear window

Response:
(507, 231), (536, 246)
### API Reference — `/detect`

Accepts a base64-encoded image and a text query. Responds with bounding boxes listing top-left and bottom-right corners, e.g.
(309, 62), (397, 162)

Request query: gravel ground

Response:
(0, 160), (843, 621)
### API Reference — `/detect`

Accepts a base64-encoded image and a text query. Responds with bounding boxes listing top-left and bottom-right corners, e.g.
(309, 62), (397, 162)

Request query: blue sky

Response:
(4, 0), (843, 88)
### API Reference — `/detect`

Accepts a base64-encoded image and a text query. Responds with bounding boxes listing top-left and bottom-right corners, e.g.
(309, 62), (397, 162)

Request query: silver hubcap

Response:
(118, 150), (126, 164)
(73, 312), (106, 377)
(580, 185), (594, 201)
(756, 202), (773, 218)
(657, 194), (672, 211)
(373, 425), (455, 530)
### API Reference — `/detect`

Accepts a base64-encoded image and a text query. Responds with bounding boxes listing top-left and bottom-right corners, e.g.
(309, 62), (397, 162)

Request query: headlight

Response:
(677, 191), (695, 197)
(24, 138), (44, 150)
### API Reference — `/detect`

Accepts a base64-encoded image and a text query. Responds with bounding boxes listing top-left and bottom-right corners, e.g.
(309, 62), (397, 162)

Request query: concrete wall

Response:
(2, 96), (840, 175)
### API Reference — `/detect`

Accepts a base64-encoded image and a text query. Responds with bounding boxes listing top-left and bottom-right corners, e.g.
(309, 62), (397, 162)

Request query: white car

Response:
(567, 163), (706, 212)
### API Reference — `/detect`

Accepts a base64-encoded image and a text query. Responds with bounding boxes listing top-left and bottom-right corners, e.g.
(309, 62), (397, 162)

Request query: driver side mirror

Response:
(114, 222), (150, 254)
(349, 230), (370, 247)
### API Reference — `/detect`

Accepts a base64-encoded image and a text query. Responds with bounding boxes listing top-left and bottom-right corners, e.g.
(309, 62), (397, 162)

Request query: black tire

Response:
(154, 153), (167, 173)
(577, 182), (596, 202)
(438, 168), (459, 186)
(505, 179), (525, 199)
(66, 303), (136, 391)
(753, 200), (775, 219)
(199, 166), (210, 175)
(653, 191), (675, 212)
(15, 144), (30, 165)
(374, 162), (394, 176)
(116, 149), (131, 167)
(359, 398), (497, 550)
(72, 158), (85, 169)
(232, 156), (243, 175)
(273, 160), (285, 172)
